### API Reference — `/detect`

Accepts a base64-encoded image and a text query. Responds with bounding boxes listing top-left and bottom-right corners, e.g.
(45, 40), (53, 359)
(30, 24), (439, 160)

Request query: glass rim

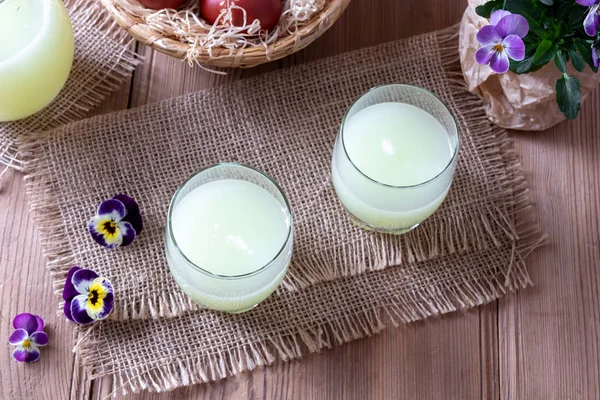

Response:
(0, 0), (53, 65)
(167, 162), (293, 280)
(340, 83), (461, 189)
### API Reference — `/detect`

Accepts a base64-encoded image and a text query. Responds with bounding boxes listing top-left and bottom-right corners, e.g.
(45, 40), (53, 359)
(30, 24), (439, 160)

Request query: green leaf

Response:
(574, 38), (599, 72)
(534, 40), (557, 65)
(555, 74), (581, 120)
(557, 21), (569, 37)
(504, 0), (540, 19)
(514, 55), (536, 74)
(569, 4), (587, 28)
(475, 0), (503, 18)
(558, 0), (574, 20)
(554, 51), (567, 73)
(568, 49), (585, 72)
(532, 27), (552, 40)
(539, 0), (553, 5)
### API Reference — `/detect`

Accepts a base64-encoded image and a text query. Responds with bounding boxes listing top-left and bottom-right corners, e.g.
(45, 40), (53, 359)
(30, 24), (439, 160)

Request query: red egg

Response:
(201, 0), (282, 31)
(138, 0), (187, 10)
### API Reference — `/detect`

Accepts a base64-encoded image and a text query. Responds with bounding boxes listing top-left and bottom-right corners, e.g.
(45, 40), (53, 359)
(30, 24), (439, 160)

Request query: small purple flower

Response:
(475, 10), (529, 74)
(593, 38), (600, 68)
(576, 0), (600, 37)
(88, 194), (143, 249)
(9, 313), (49, 363)
(62, 266), (114, 325)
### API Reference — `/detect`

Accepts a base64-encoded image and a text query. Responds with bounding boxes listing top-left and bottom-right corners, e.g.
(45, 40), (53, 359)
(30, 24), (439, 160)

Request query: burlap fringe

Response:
(82, 253), (534, 397)
(68, 25), (545, 397)
(0, 0), (141, 171)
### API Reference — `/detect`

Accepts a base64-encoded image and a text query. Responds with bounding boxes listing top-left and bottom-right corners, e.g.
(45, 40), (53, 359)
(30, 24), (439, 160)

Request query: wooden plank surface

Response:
(0, 0), (599, 398)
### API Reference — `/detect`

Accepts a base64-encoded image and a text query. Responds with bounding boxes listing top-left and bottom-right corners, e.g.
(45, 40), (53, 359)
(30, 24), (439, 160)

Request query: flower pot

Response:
(459, 0), (600, 131)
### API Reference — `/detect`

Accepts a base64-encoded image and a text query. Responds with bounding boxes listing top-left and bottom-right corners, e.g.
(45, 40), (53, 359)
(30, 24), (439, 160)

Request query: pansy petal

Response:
(8, 329), (29, 345)
(13, 313), (39, 335)
(64, 300), (75, 321)
(63, 266), (82, 300)
(576, 0), (596, 7)
(118, 221), (136, 247)
(475, 45), (496, 65)
(503, 35), (525, 61)
(490, 9), (511, 25)
(34, 315), (44, 332)
(100, 291), (114, 319)
(124, 212), (143, 236)
(12, 346), (40, 363)
(593, 47), (599, 68)
(490, 51), (510, 73)
(62, 280), (80, 301)
(496, 14), (529, 38)
(97, 199), (126, 220)
(583, 5), (599, 36)
(30, 331), (49, 347)
(87, 291), (114, 321)
(70, 295), (94, 325)
(113, 194), (144, 234)
(476, 25), (502, 45)
(72, 268), (99, 294)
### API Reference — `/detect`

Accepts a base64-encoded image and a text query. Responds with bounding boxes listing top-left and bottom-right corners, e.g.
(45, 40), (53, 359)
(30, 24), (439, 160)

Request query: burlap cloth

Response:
(20, 25), (544, 396)
(0, 0), (140, 172)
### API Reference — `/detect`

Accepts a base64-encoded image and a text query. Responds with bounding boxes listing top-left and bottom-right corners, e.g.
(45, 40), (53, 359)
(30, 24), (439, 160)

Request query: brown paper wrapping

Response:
(459, 0), (600, 131)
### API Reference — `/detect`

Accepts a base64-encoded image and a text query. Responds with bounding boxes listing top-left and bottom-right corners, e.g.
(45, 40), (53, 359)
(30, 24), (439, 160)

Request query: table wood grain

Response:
(1, 0), (599, 398)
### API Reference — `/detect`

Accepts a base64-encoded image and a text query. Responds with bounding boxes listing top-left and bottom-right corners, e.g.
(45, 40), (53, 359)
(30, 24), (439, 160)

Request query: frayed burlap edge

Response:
(65, 26), (545, 396)
(0, 0), (140, 171)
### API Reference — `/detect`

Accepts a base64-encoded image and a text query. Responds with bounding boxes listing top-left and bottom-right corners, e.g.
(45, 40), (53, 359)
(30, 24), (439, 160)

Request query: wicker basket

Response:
(99, 0), (352, 68)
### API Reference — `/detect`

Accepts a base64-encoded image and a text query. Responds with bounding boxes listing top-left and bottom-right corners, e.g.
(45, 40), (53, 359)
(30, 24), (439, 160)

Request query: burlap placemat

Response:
(0, 0), (140, 172)
(21, 25), (544, 395)
(21, 25), (540, 321)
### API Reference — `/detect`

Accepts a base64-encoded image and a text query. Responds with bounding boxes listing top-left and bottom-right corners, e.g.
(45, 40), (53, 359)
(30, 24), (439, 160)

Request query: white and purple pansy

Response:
(9, 313), (49, 363)
(576, 0), (600, 37)
(62, 266), (114, 325)
(88, 194), (143, 249)
(476, 10), (529, 74)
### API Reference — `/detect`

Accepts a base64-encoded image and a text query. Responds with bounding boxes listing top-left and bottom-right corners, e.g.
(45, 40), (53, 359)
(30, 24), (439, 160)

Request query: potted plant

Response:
(459, 0), (600, 130)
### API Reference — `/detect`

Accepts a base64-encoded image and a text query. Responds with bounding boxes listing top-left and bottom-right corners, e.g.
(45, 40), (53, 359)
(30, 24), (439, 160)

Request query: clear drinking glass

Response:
(331, 84), (460, 234)
(0, 0), (74, 121)
(165, 163), (294, 314)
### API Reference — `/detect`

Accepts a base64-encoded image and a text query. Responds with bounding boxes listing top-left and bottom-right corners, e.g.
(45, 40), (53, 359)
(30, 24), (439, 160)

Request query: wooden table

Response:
(2, 0), (599, 398)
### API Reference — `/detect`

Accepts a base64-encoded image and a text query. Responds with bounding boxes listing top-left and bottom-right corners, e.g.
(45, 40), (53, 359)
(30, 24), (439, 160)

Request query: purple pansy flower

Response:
(62, 266), (114, 325)
(576, 0), (600, 37)
(88, 194), (143, 249)
(9, 313), (48, 363)
(476, 10), (529, 74)
(593, 38), (600, 68)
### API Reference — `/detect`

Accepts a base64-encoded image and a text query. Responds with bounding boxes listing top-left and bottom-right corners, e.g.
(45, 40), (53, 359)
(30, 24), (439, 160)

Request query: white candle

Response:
(166, 165), (293, 313)
(332, 94), (458, 234)
(0, 0), (74, 121)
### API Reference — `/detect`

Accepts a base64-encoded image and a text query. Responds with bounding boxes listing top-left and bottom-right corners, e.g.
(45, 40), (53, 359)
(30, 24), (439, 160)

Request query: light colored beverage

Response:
(341, 102), (452, 186)
(0, 0), (74, 121)
(332, 87), (459, 234)
(166, 165), (293, 313)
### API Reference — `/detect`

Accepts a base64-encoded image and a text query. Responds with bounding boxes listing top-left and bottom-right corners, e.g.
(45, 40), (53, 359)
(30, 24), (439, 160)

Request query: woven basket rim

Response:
(98, 0), (352, 67)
